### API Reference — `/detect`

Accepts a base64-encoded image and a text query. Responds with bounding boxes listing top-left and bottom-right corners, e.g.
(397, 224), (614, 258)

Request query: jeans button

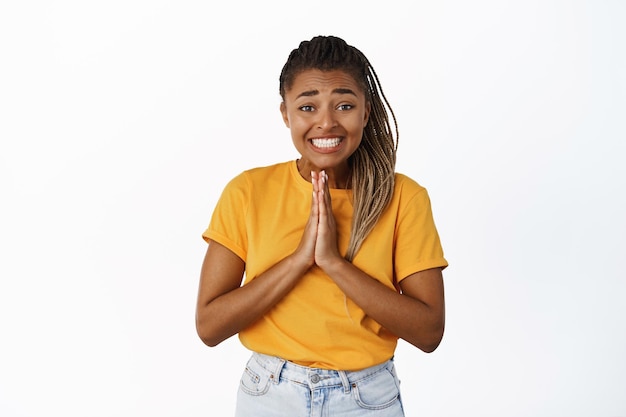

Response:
(310, 374), (320, 383)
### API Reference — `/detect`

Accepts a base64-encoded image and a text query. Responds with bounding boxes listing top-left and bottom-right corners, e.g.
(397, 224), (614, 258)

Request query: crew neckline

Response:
(289, 160), (352, 198)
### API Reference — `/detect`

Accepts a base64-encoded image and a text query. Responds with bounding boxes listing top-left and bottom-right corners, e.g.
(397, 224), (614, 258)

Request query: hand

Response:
(312, 170), (342, 269)
(290, 171), (320, 269)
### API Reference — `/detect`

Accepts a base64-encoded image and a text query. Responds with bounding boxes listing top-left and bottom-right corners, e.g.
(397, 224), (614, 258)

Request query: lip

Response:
(308, 136), (344, 153)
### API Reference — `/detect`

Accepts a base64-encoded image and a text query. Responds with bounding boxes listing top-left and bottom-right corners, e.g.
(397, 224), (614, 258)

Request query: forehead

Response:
(286, 69), (363, 97)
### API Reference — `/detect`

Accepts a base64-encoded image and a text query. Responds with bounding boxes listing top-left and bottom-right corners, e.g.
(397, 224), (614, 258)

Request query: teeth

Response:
(311, 138), (342, 148)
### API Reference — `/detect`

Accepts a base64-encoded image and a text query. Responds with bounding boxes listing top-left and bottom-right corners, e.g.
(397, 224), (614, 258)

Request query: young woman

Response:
(196, 35), (448, 416)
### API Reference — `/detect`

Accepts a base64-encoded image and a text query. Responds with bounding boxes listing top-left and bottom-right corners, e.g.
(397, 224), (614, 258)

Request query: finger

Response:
(322, 171), (331, 206)
(311, 170), (319, 193)
(317, 171), (329, 220)
(306, 174), (319, 242)
(319, 171), (332, 222)
(311, 181), (318, 211)
(311, 172), (319, 219)
(310, 170), (322, 219)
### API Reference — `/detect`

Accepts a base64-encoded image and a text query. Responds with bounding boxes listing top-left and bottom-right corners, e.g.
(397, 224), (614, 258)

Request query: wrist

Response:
(287, 252), (315, 273)
(317, 255), (349, 275)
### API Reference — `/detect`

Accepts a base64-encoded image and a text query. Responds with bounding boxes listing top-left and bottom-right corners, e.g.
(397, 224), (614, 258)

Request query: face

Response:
(280, 69), (370, 179)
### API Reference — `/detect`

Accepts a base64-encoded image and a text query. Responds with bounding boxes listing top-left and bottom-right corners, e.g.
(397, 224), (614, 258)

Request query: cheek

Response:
(287, 116), (310, 134)
(345, 110), (368, 131)
(288, 121), (307, 146)
(347, 118), (366, 137)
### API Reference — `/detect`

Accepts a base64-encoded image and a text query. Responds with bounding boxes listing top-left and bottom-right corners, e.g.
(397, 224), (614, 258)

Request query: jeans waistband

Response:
(250, 352), (395, 393)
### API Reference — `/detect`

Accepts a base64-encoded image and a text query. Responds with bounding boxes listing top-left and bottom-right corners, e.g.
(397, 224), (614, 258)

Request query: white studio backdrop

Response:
(1, 1), (624, 416)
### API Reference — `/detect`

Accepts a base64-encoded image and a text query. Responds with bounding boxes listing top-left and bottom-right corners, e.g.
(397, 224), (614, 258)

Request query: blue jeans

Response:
(235, 352), (405, 417)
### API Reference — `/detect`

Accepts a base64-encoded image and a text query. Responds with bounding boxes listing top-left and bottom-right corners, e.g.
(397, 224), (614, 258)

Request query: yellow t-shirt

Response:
(203, 161), (447, 370)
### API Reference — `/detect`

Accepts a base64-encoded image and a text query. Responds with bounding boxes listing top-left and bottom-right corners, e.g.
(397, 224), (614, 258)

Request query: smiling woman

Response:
(280, 69), (370, 189)
(195, 35), (448, 417)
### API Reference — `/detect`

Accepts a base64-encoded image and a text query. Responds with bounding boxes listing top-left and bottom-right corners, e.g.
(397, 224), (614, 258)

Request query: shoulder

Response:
(226, 161), (293, 189)
(214, 162), (294, 213)
(388, 173), (435, 216)
(393, 173), (428, 199)
(243, 161), (293, 180)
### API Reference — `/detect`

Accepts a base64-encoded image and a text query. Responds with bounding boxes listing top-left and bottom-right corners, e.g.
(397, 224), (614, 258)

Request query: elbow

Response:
(198, 333), (221, 348)
(201, 339), (221, 348)
(196, 329), (222, 348)
(413, 322), (445, 353)
(422, 312), (445, 353)
(195, 317), (224, 348)
(419, 336), (443, 353)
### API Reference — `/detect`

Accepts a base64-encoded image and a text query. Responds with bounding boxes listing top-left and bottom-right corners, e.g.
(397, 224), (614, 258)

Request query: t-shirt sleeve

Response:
(202, 173), (249, 261)
(394, 186), (448, 282)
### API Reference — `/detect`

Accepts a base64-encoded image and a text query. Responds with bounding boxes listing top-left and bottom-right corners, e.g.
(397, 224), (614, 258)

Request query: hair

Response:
(279, 35), (399, 261)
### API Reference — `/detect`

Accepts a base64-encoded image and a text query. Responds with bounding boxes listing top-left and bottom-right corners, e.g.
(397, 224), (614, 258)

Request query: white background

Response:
(1, 1), (625, 416)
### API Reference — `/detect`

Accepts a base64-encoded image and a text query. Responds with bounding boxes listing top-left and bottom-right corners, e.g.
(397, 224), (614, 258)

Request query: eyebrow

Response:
(295, 88), (358, 99)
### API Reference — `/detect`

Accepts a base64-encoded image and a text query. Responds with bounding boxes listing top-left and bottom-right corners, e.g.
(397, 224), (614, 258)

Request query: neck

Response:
(296, 159), (351, 189)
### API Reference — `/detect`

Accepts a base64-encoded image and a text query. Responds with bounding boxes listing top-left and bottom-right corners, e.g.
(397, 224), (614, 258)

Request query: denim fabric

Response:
(235, 353), (405, 417)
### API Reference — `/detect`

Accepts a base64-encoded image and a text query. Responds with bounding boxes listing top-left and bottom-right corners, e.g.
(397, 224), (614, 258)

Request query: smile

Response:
(311, 138), (343, 148)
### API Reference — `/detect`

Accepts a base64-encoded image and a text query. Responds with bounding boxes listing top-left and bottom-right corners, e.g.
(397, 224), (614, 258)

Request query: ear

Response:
(280, 102), (290, 128)
(363, 101), (371, 127)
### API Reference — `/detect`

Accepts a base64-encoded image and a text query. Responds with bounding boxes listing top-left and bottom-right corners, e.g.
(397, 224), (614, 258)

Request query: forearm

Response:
(322, 259), (445, 352)
(196, 255), (311, 347)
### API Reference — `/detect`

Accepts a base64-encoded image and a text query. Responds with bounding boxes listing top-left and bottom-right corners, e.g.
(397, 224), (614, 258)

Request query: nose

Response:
(316, 108), (337, 130)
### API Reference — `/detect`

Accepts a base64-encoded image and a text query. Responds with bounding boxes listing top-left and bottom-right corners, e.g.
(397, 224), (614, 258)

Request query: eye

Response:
(299, 105), (315, 112)
(337, 104), (354, 111)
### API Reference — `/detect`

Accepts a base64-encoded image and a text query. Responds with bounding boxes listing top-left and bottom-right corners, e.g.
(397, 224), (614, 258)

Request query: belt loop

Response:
(338, 370), (351, 394)
(269, 356), (286, 385)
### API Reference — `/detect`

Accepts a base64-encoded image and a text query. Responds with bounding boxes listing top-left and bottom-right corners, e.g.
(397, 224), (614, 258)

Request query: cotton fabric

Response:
(204, 160), (447, 370)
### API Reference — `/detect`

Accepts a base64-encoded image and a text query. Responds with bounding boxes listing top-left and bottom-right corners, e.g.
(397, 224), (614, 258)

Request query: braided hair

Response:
(279, 36), (399, 261)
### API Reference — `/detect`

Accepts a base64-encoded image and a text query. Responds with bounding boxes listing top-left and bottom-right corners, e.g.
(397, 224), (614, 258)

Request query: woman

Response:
(196, 35), (448, 416)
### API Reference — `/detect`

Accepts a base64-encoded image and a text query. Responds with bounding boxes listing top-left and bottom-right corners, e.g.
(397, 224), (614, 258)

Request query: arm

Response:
(313, 171), (445, 352)
(195, 177), (322, 347)
(195, 242), (312, 347)
(318, 260), (445, 352)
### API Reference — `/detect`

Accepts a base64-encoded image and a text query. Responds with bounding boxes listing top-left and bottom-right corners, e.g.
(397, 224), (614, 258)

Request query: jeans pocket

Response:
(352, 368), (401, 410)
(239, 356), (272, 396)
